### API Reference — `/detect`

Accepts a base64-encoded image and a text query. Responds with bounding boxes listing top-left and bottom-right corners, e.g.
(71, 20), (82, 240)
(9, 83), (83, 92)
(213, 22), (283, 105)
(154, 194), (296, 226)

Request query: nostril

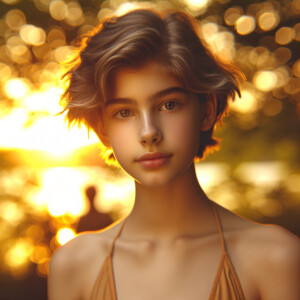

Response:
(139, 127), (162, 145)
(139, 135), (161, 145)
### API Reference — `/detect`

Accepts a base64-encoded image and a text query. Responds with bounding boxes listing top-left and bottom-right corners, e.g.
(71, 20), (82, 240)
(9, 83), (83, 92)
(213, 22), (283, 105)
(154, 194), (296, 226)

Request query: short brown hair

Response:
(61, 8), (244, 165)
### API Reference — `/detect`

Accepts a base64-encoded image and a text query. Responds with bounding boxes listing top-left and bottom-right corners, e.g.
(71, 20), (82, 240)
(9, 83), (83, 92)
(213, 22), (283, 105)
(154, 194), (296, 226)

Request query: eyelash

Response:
(113, 100), (182, 119)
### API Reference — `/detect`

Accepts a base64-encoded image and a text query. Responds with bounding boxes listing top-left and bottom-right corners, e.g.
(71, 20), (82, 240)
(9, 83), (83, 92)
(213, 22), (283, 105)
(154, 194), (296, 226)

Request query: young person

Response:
(48, 8), (300, 300)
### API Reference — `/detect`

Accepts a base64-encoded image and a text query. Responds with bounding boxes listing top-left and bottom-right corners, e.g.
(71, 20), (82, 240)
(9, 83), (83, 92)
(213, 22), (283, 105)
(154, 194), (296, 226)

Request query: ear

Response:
(200, 94), (217, 131)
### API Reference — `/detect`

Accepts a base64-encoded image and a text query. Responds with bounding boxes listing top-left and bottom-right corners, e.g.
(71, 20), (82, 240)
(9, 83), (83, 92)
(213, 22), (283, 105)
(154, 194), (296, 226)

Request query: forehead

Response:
(110, 61), (183, 100)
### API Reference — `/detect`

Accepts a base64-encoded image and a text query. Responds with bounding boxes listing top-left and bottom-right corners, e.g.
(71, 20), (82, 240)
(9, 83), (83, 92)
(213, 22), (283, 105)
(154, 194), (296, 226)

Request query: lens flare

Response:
(4, 78), (30, 99)
(56, 227), (76, 245)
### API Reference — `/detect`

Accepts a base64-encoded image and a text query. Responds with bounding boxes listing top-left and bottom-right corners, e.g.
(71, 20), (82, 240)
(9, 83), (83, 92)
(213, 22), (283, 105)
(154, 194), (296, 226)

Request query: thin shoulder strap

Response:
(211, 205), (227, 253)
(108, 220), (127, 256)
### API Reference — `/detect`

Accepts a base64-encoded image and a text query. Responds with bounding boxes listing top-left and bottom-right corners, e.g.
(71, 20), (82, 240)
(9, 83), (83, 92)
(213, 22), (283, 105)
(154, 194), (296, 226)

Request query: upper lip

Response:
(136, 152), (173, 162)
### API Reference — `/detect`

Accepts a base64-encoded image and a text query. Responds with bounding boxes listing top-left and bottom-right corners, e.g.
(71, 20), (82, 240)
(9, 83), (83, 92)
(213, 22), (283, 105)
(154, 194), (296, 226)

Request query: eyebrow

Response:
(105, 87), (188, 108)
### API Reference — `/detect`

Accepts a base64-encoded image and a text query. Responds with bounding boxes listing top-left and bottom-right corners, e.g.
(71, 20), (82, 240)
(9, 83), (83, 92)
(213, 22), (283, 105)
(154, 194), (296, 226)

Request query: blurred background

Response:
(0, 0), (299, 299)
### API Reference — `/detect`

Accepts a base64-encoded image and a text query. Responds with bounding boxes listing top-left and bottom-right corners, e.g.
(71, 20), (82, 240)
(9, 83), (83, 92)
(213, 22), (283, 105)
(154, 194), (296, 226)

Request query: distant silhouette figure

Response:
(77, 185), (113, 233)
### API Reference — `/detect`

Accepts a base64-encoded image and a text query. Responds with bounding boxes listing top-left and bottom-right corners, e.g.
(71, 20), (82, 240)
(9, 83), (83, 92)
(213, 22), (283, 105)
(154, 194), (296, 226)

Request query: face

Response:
(102, 61), (208, 187)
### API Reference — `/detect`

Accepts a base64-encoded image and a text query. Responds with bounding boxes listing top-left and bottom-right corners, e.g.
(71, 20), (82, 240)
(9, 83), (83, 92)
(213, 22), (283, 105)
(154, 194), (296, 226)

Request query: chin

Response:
(136, 178), (170, 188)
(119, 159), (195, 188)
(133, 170), (185, 189)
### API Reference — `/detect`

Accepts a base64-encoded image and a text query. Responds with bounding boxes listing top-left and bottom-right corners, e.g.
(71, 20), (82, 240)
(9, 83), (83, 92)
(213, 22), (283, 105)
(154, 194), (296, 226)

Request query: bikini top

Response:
(89, 207), (245, 300)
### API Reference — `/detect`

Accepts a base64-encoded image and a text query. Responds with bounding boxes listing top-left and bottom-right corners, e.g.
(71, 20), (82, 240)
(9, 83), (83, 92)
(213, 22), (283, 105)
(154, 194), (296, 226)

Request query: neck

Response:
(125, 164), (214, 239)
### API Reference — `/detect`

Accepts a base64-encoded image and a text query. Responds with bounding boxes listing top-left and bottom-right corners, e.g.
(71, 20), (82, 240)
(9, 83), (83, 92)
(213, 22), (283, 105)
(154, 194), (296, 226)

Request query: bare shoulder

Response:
(216, 203), (300, 249)
(48, 221), (124, 300)
(217, 205), (300, 300)
(237, 220), (300, 270)
(242, 224), (300, 300)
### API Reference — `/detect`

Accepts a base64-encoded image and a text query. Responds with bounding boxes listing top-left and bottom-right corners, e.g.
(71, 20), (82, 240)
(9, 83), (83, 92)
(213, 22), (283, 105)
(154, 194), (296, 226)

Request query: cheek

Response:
(163, 113), (201, 147)
(108, 124), (135, 154)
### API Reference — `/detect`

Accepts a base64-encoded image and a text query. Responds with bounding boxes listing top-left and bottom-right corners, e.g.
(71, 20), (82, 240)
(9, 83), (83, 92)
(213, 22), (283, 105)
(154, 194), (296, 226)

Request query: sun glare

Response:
(4, 78), (31, 99)
(98, 178), (134, 214)
(56, 227), (76, 245)
(0, 86), (99, 157)
(34, 167), (89, 217)
(23, 87), (62, 113)
(195, 163), (229, 191)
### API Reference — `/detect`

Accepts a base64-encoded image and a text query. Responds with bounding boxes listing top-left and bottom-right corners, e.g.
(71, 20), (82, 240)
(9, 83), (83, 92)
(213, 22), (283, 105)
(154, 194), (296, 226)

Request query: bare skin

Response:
(48, 175), (300, 300)
(48, 62), (300, 300)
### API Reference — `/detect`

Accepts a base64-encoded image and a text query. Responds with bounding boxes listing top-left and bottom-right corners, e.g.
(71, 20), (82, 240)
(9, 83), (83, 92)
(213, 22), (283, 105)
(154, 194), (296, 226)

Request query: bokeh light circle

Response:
(275, 27), (296, 45)
(253, 70), (277, 92)
(258, 11), (279, 31)
(235, 15), (256, 35)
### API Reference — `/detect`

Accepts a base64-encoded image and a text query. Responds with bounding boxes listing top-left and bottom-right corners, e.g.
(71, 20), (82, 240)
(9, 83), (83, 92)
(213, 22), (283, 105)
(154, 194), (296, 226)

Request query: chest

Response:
(113, 240), (223, 300)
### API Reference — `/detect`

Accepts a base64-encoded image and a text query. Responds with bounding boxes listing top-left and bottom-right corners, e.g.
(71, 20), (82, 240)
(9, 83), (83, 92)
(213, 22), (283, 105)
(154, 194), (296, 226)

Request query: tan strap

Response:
(211, 204), (227, 252)
(109, 219), (127, 256)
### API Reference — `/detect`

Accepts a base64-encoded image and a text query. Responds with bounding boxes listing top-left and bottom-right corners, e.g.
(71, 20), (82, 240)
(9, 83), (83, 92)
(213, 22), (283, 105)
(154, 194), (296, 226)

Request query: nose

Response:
(138, 112), (162, 146)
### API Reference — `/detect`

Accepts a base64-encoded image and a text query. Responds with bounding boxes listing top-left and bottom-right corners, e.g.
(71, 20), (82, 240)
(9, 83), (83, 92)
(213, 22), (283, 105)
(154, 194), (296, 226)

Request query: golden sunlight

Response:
(230, 88), (259, 114)
(183, 0), (211, 12)
(35, 167), (89, 217)
(0, 86), (99, 157)
(56, 227), (76, 245)
(0, 201), (24, 226)
(253, 70), (277, 92)
(4, 239), (33, 269)
(234, 162), (288, 189)
(49, 0), (68, 21)
(235, 15), (256, 35)
(29, 244), (50, 264)
(258, 11), (280, 31)
(201, 22), (235, 61)
(4, 78), (30, 99)
(20, 24), (46, 46)
(98, 177), (134, 216)
(195, 163), (229, 192)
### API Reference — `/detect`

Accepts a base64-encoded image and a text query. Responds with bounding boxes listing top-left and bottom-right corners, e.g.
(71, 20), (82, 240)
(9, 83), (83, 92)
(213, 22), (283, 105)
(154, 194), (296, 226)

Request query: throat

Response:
(126, 167), (214, 239)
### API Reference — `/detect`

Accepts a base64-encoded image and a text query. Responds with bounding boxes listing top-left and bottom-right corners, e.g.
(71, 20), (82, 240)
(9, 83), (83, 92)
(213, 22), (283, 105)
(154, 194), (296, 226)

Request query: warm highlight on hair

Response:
(61, 8), (244, 165)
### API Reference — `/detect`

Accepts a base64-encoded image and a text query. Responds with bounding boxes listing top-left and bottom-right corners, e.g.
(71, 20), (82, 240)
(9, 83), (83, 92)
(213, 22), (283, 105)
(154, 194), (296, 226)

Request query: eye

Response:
(160, 101), (181, 111)
(114, 109), (134, 119)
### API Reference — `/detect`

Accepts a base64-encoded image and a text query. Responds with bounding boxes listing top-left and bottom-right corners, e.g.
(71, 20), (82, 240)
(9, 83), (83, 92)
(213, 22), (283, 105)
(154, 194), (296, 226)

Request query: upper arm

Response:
(47, 232), (110, 300)
(48, 247), (82, 300)
(256, 228), (300, 300)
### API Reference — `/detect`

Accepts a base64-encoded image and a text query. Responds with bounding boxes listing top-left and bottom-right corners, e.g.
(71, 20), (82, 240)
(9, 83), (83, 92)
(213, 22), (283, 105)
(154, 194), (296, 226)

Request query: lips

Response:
(136, 152), (173, 169)
(137, 152), (172, 161)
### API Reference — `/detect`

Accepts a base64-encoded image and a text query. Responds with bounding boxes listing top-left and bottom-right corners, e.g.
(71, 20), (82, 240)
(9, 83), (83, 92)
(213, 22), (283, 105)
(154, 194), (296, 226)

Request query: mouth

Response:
(136, 152), (173, 169)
